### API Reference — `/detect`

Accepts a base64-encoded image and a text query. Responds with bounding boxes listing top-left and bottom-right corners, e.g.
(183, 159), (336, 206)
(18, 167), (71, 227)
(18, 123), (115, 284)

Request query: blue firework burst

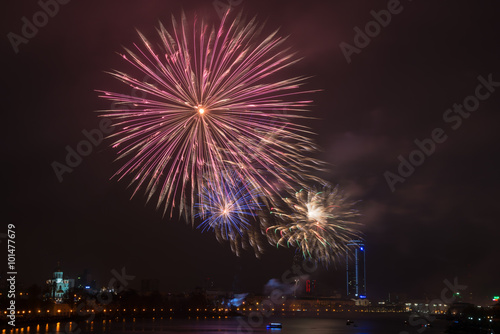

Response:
(195, 175), (264, 241)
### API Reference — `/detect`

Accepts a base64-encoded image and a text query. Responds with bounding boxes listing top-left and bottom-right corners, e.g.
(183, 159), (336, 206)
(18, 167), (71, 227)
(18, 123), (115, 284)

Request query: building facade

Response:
(346, 240), (366, 299)
(46, 265), (74, 303)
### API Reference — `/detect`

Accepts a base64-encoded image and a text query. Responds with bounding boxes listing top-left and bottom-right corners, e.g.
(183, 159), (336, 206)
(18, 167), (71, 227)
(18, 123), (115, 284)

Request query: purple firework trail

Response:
(97, 11), (325, 220)
(195, 171), (266, 257)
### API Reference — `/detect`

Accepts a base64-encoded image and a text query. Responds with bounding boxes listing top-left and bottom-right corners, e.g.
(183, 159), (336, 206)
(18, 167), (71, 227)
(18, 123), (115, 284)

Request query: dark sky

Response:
(3, 1), (500, 304)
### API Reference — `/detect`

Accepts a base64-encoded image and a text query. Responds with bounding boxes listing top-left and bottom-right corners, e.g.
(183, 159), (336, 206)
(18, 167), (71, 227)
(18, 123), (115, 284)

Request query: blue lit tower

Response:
(346, 240), (366, 299)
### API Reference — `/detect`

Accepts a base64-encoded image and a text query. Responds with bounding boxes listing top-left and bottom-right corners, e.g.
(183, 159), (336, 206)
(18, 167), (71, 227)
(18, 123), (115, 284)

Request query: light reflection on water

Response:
(4, 315), (450, 334)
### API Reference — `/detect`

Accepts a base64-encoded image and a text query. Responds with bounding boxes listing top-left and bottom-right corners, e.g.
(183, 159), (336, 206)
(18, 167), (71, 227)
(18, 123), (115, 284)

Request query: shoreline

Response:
(0, 311), (444, 330)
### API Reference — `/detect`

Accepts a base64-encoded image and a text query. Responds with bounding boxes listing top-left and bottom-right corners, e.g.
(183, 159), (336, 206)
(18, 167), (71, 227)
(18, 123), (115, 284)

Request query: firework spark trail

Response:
(97, 11), (325, 220)
(195, 172), (266, 256)
(195, 173), (262, 238)
(266, 186), (362, 265)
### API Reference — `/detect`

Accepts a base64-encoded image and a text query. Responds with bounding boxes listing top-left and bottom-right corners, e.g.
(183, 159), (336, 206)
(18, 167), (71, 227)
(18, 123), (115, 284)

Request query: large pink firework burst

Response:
(97, 11), (324, 219)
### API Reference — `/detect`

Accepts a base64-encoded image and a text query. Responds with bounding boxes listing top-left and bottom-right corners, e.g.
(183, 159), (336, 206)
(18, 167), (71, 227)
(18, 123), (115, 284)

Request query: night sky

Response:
(3, 1), (500, 304)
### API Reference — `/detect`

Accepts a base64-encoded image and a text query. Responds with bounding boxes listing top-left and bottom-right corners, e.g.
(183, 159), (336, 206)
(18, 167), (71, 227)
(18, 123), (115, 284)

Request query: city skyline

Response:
(5, 258), (494, 308)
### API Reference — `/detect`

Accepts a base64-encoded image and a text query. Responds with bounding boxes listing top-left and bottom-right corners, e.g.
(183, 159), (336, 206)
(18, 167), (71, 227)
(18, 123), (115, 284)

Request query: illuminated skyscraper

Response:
(346, 240), (366, 299)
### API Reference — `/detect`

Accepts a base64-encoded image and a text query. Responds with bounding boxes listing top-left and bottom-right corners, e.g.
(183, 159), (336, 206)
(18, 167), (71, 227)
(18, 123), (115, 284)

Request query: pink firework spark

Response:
(97, 11), (324, 219)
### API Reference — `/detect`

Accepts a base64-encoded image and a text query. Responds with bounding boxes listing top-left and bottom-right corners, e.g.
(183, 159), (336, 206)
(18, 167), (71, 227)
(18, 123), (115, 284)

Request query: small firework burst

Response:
(266, 186), (362, 265)
(195, 172), (265, 256)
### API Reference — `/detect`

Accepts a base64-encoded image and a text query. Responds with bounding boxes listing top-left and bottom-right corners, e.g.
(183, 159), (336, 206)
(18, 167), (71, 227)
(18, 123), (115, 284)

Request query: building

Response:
(346, 240), (366, 299)
(75, 269), (97, 292)
(140, 278), (160, 296)
(238, 295), (356, 315)
(46, 264), (74, 303)
(305, 280), (316, 295)
(76, 269), (92, 288)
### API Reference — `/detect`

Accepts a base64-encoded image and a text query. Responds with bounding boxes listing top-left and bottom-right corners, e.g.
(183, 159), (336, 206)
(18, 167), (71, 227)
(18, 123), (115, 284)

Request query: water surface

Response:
(11, 315), (449, 334)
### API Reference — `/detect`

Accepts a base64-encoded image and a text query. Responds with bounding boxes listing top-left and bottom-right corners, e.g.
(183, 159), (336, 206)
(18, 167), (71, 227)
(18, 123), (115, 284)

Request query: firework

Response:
(195, 172), (265, 256)
(97, 11), (323, 219)
(266, 186), (362, 265)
